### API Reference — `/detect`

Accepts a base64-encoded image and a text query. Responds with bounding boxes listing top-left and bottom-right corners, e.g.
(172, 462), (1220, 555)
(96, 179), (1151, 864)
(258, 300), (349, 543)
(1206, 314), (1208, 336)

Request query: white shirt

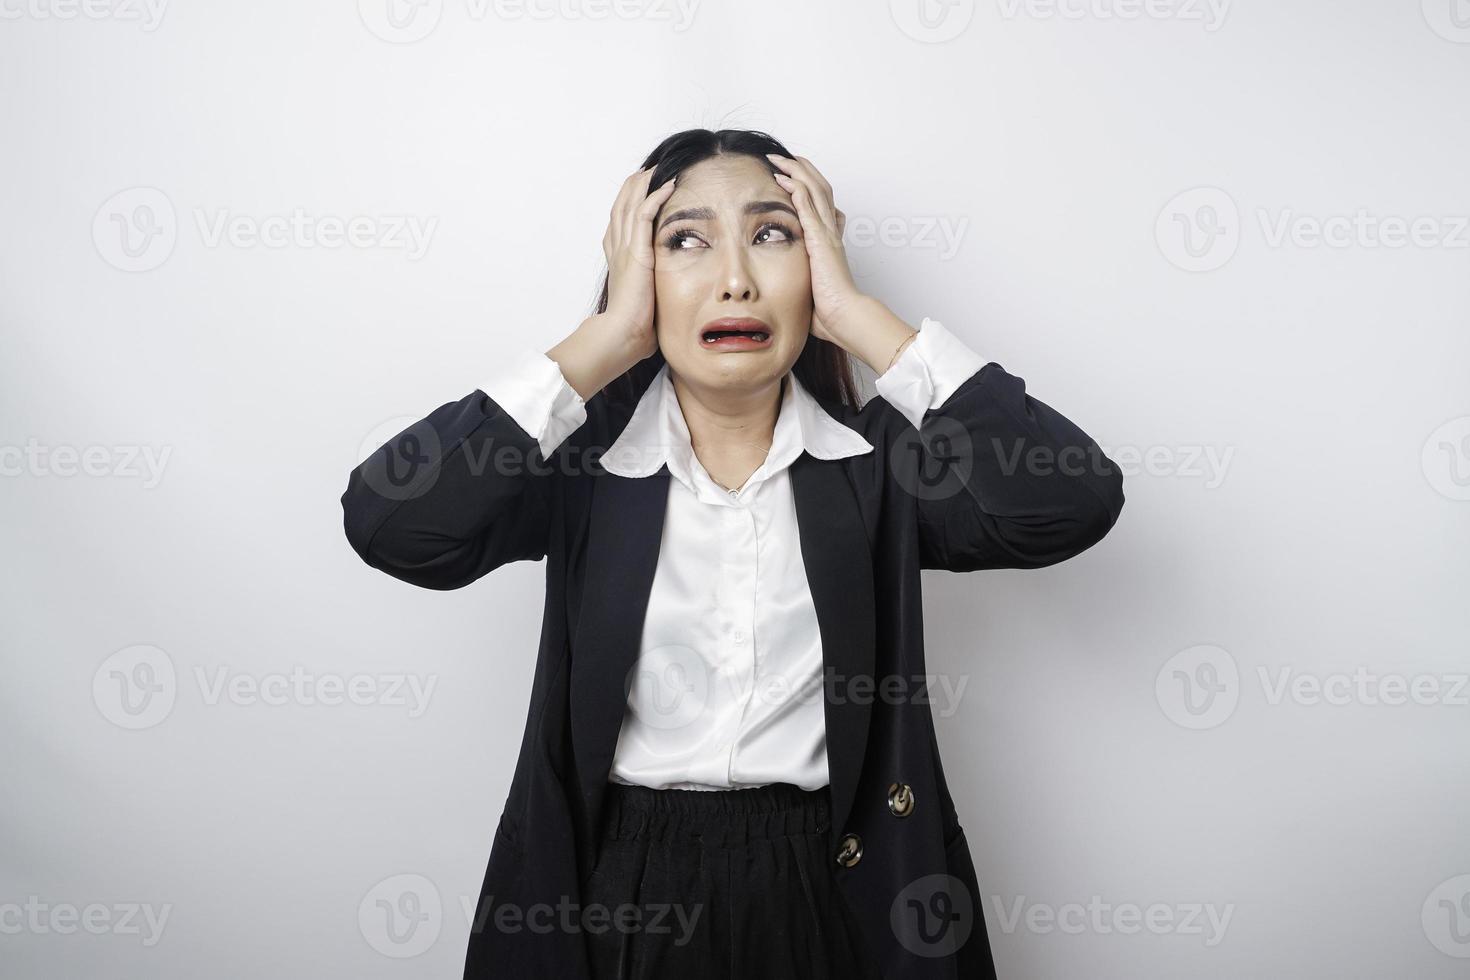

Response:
(481, 318), (987, 791)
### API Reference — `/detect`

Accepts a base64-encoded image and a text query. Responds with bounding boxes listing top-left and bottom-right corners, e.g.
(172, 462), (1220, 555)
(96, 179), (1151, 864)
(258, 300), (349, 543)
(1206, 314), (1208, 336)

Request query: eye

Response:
(755, 221), (798, 245)
(662, 227), (705, 250)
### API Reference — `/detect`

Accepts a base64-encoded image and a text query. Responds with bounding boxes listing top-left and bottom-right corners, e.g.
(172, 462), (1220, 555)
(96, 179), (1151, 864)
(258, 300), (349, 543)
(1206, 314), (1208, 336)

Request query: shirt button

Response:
(733, 630), (745, 643)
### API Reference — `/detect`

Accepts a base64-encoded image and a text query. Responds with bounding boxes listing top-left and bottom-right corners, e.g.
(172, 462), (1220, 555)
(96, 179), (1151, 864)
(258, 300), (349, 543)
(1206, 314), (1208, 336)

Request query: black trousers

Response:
(582, 780), (882, 980)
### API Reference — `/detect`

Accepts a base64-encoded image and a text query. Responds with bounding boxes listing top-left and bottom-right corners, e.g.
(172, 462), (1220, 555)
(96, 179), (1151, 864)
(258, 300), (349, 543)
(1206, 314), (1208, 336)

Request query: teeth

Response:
(703, 330), (769, 342)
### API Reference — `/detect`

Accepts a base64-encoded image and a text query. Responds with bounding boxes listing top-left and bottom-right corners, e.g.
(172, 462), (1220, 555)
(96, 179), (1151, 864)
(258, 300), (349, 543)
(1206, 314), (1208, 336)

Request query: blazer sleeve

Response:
(874, 318), (1125, 572)
(340, 349), (590, 590)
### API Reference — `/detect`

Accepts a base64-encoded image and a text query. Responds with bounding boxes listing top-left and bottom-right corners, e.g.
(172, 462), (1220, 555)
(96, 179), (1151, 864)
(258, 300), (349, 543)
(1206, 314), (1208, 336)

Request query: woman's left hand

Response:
(766, 153), (865, 345)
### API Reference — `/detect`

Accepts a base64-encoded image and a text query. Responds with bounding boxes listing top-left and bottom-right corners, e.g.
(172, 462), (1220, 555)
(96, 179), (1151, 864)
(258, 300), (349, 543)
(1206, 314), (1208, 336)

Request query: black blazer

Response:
(340, 356), (1125, 979)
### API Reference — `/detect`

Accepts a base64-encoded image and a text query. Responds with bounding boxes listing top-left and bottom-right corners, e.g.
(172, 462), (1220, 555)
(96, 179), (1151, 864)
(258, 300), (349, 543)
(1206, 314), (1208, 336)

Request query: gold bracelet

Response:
(885, 333), (917, 374)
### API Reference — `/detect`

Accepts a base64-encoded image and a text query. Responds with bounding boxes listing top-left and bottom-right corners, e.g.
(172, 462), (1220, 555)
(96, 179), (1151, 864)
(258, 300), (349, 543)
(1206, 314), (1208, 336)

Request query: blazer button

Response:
(835, 833), (863, 868)
(887, 781), (916, 818)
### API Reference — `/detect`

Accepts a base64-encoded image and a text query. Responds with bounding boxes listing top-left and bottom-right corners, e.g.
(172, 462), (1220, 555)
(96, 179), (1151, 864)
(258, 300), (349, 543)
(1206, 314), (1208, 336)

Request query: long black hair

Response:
(594, 128), (862, 417)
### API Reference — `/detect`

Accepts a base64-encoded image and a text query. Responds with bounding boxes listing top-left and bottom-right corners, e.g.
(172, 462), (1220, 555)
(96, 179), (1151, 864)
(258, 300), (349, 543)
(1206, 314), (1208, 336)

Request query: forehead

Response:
(662, 155), (775, 209)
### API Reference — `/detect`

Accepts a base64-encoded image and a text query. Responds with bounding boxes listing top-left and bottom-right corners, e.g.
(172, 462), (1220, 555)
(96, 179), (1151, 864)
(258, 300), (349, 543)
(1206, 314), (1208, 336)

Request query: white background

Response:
(2, 1), (1468, 977)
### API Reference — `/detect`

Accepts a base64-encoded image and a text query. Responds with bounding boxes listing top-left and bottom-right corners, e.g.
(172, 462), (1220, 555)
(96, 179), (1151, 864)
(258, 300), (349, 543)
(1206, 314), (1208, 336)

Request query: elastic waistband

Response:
(600, 781), (832, 845)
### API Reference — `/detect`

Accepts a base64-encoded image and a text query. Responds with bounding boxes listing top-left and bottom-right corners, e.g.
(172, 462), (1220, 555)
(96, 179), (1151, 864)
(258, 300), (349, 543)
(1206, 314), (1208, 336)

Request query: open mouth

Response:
(700, 320), (772, 349)
(701, 328), (770, 343)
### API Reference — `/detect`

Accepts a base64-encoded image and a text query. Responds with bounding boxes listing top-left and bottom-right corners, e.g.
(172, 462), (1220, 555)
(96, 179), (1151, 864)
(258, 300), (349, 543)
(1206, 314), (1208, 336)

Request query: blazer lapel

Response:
(570, 466), (671, 817)
(790, 452), (876, 849)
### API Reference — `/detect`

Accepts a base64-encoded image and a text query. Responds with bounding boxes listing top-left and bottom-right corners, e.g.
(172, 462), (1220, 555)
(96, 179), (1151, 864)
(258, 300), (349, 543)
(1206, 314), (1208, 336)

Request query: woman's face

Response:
(652, 154), (812, 393)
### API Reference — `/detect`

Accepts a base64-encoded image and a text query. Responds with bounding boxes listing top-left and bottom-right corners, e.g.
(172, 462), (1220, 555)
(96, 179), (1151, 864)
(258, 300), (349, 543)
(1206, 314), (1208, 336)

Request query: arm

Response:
(340, 315), (639, 591)
(340, 165), (673, 589)
(759, 153), (1124, 572)
(339, 358), (576, 591)
(862, 304), (1125, 572)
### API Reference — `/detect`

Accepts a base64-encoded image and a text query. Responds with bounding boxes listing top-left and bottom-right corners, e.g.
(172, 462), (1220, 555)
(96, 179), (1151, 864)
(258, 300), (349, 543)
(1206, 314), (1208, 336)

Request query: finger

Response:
(768, 154), (836, 218)
(627, 170), (667, 249)
(767, 155), (838, 235)
(634, 177), (678, 263)
(793, 155), (834, 202)
(773, 171), (839, 252)
(614, 168), (655, 252)
(612, 168), (646, 224)
(609, 171), (639, 255)
(637, 175), (677, 227)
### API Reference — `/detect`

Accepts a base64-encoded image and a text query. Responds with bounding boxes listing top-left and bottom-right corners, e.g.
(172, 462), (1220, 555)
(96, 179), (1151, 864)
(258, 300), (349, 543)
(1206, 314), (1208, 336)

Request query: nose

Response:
(715, 241), (757, 303)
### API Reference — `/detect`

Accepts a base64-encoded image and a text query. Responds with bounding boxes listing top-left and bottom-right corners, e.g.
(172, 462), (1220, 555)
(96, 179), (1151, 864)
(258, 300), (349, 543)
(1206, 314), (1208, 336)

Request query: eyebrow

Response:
(657, 200), (798, 231)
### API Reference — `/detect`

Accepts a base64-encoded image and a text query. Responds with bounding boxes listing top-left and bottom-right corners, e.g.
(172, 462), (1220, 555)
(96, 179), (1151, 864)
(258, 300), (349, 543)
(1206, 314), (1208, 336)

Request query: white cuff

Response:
(480, 348), (588, 460)
(873, 317), (988, 432)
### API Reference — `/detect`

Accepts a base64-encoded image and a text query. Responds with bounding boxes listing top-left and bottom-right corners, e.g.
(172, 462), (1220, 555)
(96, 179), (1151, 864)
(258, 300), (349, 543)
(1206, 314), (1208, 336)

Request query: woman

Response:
(341, 128), (1125, 980)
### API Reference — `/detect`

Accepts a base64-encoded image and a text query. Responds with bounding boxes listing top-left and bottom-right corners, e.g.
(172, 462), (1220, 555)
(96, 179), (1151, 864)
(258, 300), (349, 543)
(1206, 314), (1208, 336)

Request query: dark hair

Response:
(592, 128), (862, 416)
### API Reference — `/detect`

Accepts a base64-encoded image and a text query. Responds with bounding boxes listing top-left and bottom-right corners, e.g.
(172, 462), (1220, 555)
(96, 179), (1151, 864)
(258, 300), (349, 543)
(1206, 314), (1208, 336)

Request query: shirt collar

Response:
(599, 362), (874, 495)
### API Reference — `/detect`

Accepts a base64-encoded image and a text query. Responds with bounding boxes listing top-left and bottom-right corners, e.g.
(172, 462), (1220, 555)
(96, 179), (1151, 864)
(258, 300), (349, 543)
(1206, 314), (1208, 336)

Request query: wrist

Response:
(548, 315), (646, 401)
(827, 296), (918, 375)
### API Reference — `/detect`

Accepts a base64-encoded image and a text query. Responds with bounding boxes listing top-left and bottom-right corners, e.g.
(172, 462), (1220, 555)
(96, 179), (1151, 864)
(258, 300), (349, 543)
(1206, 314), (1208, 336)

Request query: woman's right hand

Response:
(601, 166), (677, 360)
(547, 168), (676, 401)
